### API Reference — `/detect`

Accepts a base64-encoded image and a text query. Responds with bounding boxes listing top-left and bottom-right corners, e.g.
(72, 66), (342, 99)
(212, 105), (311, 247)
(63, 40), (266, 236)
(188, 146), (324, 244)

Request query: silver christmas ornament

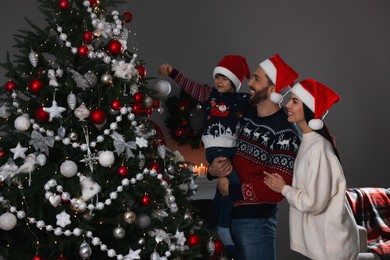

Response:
(36, 153), (47, 166)
(138, 237), (145, 245)
(83, 71), (98, 87)
(28, 50), (38, 67)
(154, 80), (171, 96)
(207, 239), (215, 256)
(67, 93), (77, 110)
(68, 131), (78, 141)
(113, 226), (125, 239)
(100, 73), (113, 85)
(136, 152), (146, 169)
(143, 96), (153, 109)
(136, 213), (151, 229)
(130, 84), (139, 96)
(196, 103), (202, 110)
(124, 211), (136, 224)
(0, 212), (17, 231)
(150, 252), (160, 260)
(69, 69), (90, 90)
(74, 103), (90, 121)
(157, 145), (166, 159)
(79, 241), (92, 259)
(82, 212), (95, 221)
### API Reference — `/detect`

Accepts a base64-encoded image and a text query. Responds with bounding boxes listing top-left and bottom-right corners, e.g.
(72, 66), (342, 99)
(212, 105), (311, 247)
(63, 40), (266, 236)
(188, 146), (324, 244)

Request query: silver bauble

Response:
(157, 145), (166, 159)
(100, 73), (113, 85)
(113, 226), (126, 239)
(14, 115), (31, 131)
(60, 160), (78, 178)
(136, 152), (146, 169)
(68, 131), (78, 141)
(207, 239), (215, 256)
(67, 93), (77, 110)
(154, 80), (171, 96)
(167, 164), (175, 174)
(124, 211), (136, 224)
(74, 103), (90, 121)
(0, 212), (17, 231)
(79, 241), (92, 259)
(36, 153), (47, 166)
(83, 71), (98, 87)
(28, 50), (38, 67)
(196, 103), (202, 110)
(143, 96), (153, 109)
(150, 252), (160, 260)
(136, 213), (151, 229)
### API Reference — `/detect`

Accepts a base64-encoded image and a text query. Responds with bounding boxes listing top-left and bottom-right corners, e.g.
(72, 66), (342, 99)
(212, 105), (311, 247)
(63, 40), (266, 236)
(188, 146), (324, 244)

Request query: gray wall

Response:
(1, 1), (389, 259)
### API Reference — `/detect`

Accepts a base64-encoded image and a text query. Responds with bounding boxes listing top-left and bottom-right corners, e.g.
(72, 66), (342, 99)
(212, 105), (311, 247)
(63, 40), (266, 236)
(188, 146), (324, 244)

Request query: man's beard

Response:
(249, 87), (268, 105)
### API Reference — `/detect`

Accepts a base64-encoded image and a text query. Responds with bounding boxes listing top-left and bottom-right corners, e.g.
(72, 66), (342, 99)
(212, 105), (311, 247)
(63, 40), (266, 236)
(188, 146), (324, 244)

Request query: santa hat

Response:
(213, 55), (251, 91)
(259, 54), (299, 104)
(291, 79), (340, 130)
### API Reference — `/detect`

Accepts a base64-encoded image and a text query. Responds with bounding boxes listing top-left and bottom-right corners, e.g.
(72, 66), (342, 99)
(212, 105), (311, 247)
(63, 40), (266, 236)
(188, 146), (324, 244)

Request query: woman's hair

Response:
(303, 104), (341, 162)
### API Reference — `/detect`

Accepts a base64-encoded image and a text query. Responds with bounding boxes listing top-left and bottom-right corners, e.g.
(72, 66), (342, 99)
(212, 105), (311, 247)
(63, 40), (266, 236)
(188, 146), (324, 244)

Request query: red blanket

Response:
(346, 187), (390, 258)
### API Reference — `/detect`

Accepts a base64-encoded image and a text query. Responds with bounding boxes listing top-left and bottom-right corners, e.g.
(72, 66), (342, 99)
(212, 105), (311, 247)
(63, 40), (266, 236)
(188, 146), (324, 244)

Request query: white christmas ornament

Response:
(16, 153), (36, 173)
(60, 160), (78, 178)
(74, 103), (90, 121)
(154, 80), (171, 96)
(14, 115), (31, 131)
(80, 175), (101, 201)
(98, 150), (115, 167)
(28, 50), (39, 67)
(67, 93), (77, 110)
(0, 212), (17, 231)
(43, 100), (66, 122)
(56, 210), (71, 227)
(10, 143), (28, 160)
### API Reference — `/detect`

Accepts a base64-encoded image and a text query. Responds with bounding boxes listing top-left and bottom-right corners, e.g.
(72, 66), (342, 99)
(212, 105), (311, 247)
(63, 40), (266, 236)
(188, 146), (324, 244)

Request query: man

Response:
(208, 54), (301, 260)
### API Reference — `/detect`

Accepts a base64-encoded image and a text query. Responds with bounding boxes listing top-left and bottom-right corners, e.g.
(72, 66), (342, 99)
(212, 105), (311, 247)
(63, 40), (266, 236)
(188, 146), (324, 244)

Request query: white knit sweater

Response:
(282, 131), (359, 260)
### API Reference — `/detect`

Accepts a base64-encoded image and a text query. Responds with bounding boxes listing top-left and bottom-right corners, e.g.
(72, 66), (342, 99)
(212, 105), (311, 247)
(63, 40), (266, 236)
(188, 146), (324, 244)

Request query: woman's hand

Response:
(264, 171), (286, 193)
(208, 157), (233, 178)
(158, 63), (173, 76)
(218, 177), (230, 196)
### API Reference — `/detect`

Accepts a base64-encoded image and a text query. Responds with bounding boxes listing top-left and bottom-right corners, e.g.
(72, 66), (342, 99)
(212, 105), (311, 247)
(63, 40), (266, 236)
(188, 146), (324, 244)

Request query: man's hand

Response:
(208, 157), (232, 177)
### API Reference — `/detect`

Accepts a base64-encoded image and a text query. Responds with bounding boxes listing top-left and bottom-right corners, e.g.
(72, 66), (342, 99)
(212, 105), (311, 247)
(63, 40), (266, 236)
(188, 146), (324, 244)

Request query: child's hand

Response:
(158, 63), (173, 76)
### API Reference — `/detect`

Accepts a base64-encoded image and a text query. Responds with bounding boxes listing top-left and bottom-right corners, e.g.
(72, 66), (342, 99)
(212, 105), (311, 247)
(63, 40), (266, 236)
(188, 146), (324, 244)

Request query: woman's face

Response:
(285, 93), (306, 125)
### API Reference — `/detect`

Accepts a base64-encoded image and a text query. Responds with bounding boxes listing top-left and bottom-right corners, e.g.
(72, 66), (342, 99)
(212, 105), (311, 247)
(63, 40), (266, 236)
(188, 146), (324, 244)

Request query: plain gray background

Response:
(1, 1), (389, 259)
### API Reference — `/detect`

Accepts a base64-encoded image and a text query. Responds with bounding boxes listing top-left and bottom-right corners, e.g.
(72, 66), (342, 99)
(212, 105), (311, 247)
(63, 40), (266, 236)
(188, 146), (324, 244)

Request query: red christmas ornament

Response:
(58, 0), (71, 10)
(150, 161), (162, 173)
(144, 108), (153, 116)
(180, 120), (188, 127)
(83, 31), (94, 43)
(175, 129), (183, 137)
(90, 109), (106, 124)
(110, 99), (123, 111)
(133, 92), (144, 102)
(4, 80), (16, 91)
(35, 107), (49, 122)
(77, 45), (90, 56)
(186, 234), (201, 248)
(88, 0), (98, 6)
(130, 102), (144, 116)
(32, 255), (43, 260)
(135, 65), (146, 78)
(141, 194), (151, 205)
(107, 40), (123, 56)
(28, 79), (44, 95)
(122, 11), (133, 23)
(117, 166), (129, 177)
(0, 150), (5, 157)
(213, 239), (224, 255)
(152, 99), (160, 108)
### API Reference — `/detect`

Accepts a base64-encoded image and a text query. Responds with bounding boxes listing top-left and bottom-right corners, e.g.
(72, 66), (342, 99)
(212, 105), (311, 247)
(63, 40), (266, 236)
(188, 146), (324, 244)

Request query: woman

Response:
(264, 79), (359, 260)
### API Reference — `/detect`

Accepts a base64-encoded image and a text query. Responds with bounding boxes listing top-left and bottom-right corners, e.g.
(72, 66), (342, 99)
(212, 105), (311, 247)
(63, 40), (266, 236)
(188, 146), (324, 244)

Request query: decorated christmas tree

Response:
(0, 0), (220, 259)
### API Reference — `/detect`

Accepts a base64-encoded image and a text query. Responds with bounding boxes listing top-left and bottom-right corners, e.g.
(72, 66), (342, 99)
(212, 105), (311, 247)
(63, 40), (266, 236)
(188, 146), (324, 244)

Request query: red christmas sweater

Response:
(229, 106), (300, 218)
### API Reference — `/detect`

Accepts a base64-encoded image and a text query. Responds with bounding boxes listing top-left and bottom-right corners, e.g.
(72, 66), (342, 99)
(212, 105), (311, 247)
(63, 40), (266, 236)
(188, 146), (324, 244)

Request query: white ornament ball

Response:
(60, 160), (78, 178)
(0, 212), (17, 231)
(36, 153), (47, 166)
(98, 151), (115, 167)
(154, 80), (171, 96)
(14, 115), (31, 131)
(113, 226), (126, 239)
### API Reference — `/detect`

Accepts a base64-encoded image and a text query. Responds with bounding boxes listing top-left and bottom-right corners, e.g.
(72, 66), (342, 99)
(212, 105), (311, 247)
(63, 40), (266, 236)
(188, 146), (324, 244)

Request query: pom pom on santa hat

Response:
(213, 55), (251, 91)
(290, 79), (340, 130)
(259, 54), (299, 104)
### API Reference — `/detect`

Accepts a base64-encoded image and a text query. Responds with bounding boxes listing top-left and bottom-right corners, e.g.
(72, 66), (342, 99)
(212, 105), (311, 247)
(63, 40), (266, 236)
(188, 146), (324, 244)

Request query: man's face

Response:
(247, 67), (273, 104)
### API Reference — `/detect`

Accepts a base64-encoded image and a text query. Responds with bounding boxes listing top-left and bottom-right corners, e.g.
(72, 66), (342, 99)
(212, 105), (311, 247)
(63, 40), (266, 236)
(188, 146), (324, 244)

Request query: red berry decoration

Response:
(135, 65), (146, 78)
(180, 120), (188, 127)
(83, 31), (94, 43)
(144, 108), (153, 116)
(122, 11), (133, 23)
(141, 194), (151, 205)
(77, 45), (90, 56)
(107, 40), (123, 56)
(4, 80), (16, 91)
(110, 99), (123, 111)
(133, 92), (144, 102)
(58, 0), (70, 10)
(90, 109), (106, 124)
(35, 107), (50, 122)
(152, 99), (160, 108)
(28, 79), (44, 95)
(117, 166), (129, 177)
(213, 239), (224, 255)
(0, 150), (5, 157)
(88, 0), (98, 6)
(186, 234), (201, 248)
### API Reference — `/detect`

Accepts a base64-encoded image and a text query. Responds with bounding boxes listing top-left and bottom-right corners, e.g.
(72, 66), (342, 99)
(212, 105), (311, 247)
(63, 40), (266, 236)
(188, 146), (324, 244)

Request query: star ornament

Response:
(10, 143), (28, 160)
(124, 248), (141, 260)
(43, 100), (66, 121)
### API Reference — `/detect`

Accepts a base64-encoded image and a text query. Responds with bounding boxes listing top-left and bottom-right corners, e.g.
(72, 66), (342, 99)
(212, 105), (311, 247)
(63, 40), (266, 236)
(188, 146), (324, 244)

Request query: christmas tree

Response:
(0, 0), (219, 259)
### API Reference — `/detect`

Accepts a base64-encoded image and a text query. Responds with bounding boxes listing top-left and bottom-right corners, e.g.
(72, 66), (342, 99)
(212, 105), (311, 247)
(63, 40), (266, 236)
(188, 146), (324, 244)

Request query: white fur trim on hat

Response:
(308, 119), (324, 130)
(291, 83), (315, 112)
(213, 67), (241, 91)
(259, 59), (276, 84)
(270, 92), (283, 104)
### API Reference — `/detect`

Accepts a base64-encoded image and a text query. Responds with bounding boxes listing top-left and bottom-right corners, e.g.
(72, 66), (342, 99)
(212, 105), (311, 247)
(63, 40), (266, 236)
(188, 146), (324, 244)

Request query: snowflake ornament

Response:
(56, 210), (71, 228)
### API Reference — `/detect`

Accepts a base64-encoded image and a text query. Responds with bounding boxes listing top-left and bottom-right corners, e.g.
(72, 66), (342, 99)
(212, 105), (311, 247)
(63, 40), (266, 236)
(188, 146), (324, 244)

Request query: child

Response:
(158, 55), (251, 259)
